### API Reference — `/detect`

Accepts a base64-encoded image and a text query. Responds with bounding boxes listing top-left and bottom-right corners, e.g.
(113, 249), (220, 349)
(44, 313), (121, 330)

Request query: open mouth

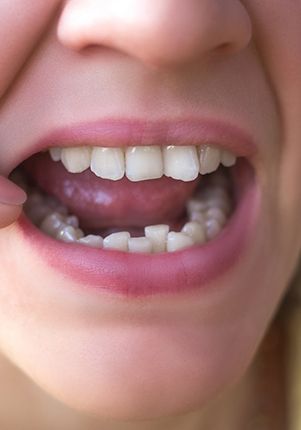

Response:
(11, 119), (259, 296)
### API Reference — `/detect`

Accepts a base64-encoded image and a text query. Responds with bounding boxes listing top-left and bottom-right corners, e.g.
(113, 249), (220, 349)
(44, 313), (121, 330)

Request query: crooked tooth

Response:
(163, 145), (199, 182)
(56, 226), (84, 243)
(103, 232), (130, 251)
(126, 146), (163, 181)
(61, 147), (91, 173)
(199, 145), (221, 175)
(91, 147), (125, 180)
(128, 237), (152, 253)
(78, 235), (103, 248)
(181, 222), (206, 244)
(167, 232), (194, 252)
(221, 150), (237, 167)
(49, 147), (62, 162)
(144, 224), (169, 253)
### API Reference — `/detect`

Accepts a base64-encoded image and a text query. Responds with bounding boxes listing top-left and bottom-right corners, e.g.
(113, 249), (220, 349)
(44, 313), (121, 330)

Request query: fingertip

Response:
(0, 203), (23, 229)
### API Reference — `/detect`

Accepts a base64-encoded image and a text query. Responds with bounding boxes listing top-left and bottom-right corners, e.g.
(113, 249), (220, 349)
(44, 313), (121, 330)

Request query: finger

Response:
(0, 176), (27, 228)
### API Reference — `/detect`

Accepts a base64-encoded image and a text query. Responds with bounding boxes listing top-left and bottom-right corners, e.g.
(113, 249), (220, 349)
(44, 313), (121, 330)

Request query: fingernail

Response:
(0, 176), (27, 206)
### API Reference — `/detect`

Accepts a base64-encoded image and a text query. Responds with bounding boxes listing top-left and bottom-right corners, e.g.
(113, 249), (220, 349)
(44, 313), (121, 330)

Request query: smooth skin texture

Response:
(0, 1), (301, 429)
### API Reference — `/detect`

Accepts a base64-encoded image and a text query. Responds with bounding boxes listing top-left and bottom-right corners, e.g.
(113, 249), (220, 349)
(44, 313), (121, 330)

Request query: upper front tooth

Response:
(91, 147), (125, 180)
(61, 147), (91, 173)
(163, 146), (199, 181)
(199, 145), (221, 174)
(126, 146), (163, 181)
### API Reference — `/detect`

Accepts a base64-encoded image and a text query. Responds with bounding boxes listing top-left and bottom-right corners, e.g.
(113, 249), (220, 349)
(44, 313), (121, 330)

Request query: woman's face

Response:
(0, 0), (300, 421)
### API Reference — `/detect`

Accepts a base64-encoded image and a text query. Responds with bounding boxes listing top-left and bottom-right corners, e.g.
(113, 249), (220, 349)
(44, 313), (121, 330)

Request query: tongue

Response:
(24, 154), (199, 229)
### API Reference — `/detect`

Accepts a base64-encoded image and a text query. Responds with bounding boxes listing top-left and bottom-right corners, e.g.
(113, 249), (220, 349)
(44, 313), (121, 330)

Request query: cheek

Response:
(0, 0), (60, 96)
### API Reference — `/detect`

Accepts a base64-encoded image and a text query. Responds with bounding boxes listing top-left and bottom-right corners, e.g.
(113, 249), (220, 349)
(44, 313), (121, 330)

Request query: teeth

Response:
(126, 146), (163, 181)
(128, 237), (153, 253)
(56, 226), (84, 243)
(167, 232), (194, 252)
(199, 146), (221, 175)
(50, 145), (237, 181)
(205, 219), (223, 240)
(91, 147), (125, 180)
(181, 222), (206, 244)
(30, 152), (234, 253)
(103, 232), (130, 251)
(163, 145), (199, 181)
(221, 150), (237, 167)
(78, 235), (103, 248)
(40, 212), (67, 236)
(49, 147), (62, 162)
(61, 147), (91, 173)
(144, 224), (169, 253)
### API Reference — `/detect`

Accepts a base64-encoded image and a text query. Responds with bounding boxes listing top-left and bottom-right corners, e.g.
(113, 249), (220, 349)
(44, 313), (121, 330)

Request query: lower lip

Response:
(17, 163), (260, 298)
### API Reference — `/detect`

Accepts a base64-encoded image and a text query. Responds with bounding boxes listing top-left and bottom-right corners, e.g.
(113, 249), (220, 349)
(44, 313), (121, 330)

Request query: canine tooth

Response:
(128, 237), (152, 253)
(56, 226), (84, 243)
(205, 219), (223, 240)
(163, 145), (199, 181)
(40, 212), (67, 236)
(49, 148), (62, 162)
(167, 232), (194, 252)
(78, 235), (103, 248)
(181, 222), (206, 244)
(144, 224), (169, 253)
(126, 146), (163, 181)
(199, 146), (221, 174)
(91, 147), (125, 180)
(103, 232), (130, 251)
(61, 147), (91, 173)
(221, 150), (237, 167)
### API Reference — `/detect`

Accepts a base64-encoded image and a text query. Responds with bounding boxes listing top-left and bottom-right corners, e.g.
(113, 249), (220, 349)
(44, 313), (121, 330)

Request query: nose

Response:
(58, 0), (252, 67)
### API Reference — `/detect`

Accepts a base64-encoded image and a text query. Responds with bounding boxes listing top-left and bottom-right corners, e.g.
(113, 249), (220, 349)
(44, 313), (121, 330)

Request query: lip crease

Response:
(11, 117), (257, 174)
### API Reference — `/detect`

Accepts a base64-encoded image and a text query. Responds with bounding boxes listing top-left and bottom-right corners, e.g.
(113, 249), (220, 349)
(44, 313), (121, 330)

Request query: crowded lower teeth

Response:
(21, 169), (233, 253)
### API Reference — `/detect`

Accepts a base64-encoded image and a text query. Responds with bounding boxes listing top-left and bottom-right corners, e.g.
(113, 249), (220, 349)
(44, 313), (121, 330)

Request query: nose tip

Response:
(58, 0), (252, 68)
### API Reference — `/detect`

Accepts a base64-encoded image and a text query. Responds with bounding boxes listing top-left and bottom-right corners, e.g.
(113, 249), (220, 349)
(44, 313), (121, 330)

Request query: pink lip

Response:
(11, 117), (257, 173)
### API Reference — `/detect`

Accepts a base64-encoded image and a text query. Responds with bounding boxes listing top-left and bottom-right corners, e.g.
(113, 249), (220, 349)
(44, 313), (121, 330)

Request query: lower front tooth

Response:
(103, 232), (130, 251)
(167, 232), (194, 252)
(181, 222), (206, 244)
(78, 235), (103, 248)
(144, 224), (169, 253)
(128, 237), (152, 253)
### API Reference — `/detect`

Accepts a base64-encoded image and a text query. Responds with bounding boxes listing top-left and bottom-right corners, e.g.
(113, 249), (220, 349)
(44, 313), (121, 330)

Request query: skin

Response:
(0, 0), (301, 428)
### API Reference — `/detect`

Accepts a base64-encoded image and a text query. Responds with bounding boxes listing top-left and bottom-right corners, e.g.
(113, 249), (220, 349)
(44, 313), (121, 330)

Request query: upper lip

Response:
(10, 117), (257, 174)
